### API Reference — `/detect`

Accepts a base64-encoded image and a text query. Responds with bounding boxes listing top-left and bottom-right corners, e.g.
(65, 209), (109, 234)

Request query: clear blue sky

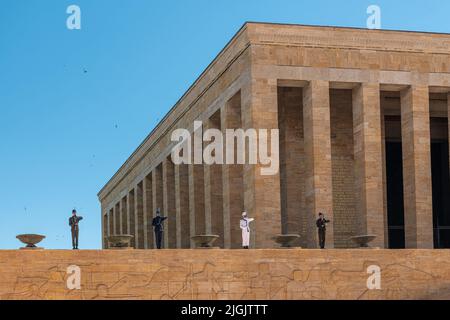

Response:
(0, 0), (449, 250)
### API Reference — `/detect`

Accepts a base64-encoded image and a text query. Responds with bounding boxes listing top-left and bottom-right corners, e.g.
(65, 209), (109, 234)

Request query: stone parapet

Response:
(1, 249), (449, 300)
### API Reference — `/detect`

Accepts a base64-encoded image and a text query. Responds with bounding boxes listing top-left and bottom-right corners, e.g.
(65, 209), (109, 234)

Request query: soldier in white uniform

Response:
(240, 212), (254, 249)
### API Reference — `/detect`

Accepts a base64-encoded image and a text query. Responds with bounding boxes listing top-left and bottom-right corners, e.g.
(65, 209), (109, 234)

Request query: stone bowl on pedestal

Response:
(272, 234), (301, 248)
(350, 235), (377, 248)
(16, 234), (46, 250)
(106, 235), (134, 249)
(191, 235), (220, 249)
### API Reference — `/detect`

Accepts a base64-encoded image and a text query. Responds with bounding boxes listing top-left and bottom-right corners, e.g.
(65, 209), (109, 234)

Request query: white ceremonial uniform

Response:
(240, 217), (254, 247)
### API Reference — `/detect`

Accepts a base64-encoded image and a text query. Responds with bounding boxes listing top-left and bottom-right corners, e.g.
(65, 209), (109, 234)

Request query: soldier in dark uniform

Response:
(152, 208), (167, 249)
(69, 209), (83, 250)
(316, 212), (330, 249)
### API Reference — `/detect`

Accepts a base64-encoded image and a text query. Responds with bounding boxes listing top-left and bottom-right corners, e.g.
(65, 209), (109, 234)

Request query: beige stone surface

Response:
(120, 197), (127, 236)
(189, 163), (206, 237)
(98, 23), (450, 250)
(221, 93), (245, 249)
(330, 89), (358, 248)
(241, 78), (282, 248)
(135, 182), (144, 248)
(401, 86), (434, 248)
(352, 83), (386, 247)
(127, 189), (136, 248)
(278, 87), (304, 246)
(108, 208), (113, 238)
(143, 175), (152, 249)
(163, 158), (177, 248)
(303, 80), (334, 248)
(175, 164), (191, 248)
(203, 113), (224, 247)
(152, 165), (164, 247)
(1, 249), (450, 300)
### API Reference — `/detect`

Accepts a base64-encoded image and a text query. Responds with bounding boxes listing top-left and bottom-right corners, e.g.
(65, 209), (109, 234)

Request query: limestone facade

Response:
(98, 23), (450, 249)
(1, 250), (450, 300)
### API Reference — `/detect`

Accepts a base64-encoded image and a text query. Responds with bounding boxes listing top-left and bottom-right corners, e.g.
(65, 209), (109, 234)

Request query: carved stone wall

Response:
(1, 249), (449, 300)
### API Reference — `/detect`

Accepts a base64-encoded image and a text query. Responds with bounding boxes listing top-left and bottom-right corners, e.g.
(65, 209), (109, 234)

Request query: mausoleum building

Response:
(98, 23), (450, 249)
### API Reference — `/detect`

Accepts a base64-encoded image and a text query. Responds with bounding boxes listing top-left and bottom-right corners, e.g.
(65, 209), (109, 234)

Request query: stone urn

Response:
(16, 234), (46, 250)
(106, 235), (134, 249)
(350, 235), (377, 248)
(272, 234), (301, 248)
(191, 235), (220, 249)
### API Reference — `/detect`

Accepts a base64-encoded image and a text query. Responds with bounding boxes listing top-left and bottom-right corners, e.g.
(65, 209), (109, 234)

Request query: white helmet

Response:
(242, 211), (247, 217)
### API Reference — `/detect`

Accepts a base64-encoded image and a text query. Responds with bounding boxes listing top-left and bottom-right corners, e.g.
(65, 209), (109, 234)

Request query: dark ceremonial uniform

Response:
(316, 217), (330, 249)
(152, 216), (168, 249)
(69, 215), (83, 249)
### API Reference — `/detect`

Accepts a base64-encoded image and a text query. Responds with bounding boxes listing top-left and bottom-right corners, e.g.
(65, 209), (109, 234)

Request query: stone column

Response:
(204, 121), (213, 235)
(134, 186), (139, 248)
(163, 158), (177, 248)
(278, 87), (304, 244)
(135, 182), (144, 249)
(102, 209), (107, 249)
(127, 190), (136, 248)
(401, 85), (433, 248)
(380, 97), (389, 245)
(152, 165), (164, 248)
(118, 199), (123, 235)
(203, 114), (224, 247)
(175, 164), (190, 248)
(115, 203), (121, 235)
(121, 197), (128, 235)
(241, 78), (282, 248)
(109, 205), (116, 235)
(109, 208), (114, 237)
(143, 174), (153, 249)
(221, 93), (244, 249)
(352, 83), (386, 248)
(303, 80), (334, 248)
(189, 162), (206, 244)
